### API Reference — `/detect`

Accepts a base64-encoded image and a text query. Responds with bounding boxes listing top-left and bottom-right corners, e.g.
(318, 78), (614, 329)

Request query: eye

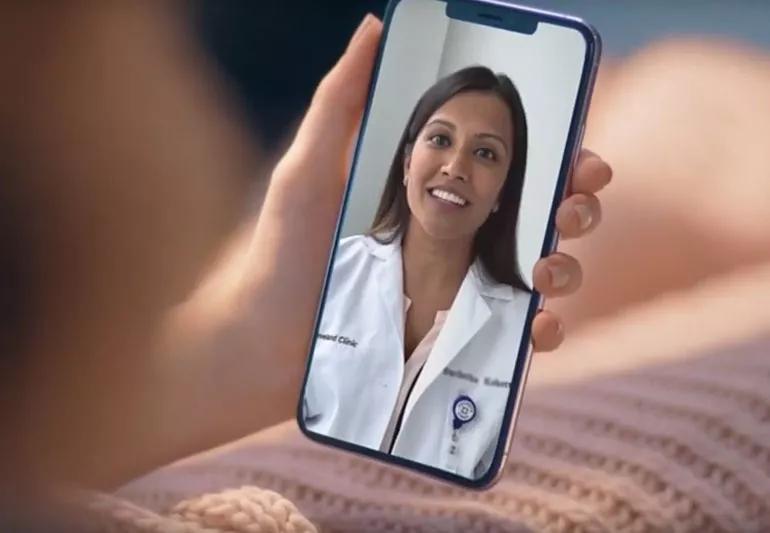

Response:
(428, 134), (451, 147)
(475, 147), (497, 161)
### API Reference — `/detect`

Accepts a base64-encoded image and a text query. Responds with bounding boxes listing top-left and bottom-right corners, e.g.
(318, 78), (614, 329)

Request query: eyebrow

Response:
(425, 118), (510, 156)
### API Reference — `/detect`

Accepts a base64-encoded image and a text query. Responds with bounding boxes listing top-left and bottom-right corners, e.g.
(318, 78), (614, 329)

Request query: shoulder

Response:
(331, 235), (385, 276)
(336, 233), (399, 264)
(335, 234), (372, 263)
(472, 264), (531, 313)
(326, 235), (390, 298)
(337, 233), (369, 251)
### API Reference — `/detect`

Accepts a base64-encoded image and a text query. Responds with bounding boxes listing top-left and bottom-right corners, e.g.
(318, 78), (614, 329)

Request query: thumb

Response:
(273, 14), (382, 187)
(248, 14), (382, 284)
(242, 15), (383, 367)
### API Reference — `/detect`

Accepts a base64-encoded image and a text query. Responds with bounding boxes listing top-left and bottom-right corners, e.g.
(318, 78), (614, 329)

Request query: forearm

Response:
(149, 276), (308, 478)
(92, 199), (334, 489)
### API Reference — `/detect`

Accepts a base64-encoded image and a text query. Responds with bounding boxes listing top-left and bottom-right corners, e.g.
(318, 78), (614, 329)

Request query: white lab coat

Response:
(302, 234), (531, 479)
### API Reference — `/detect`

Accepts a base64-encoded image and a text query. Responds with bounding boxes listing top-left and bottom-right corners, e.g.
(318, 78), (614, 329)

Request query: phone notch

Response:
(446, 0), (539, 35)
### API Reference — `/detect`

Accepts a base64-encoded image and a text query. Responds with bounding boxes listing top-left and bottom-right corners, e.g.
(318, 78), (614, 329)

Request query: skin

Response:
(0, 8), (611, 503)
(402, 91), (515, 355)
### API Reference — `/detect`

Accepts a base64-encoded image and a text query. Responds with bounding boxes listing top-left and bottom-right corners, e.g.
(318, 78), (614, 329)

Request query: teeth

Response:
(430, 188), (467, 206)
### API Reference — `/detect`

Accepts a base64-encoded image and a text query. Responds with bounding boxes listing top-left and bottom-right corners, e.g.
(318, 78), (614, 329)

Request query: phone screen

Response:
(300, 0), (598, 486)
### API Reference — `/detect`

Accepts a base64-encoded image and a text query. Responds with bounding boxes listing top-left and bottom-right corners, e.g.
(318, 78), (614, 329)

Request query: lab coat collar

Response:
(469, 263), (516, 302)
(363, 234), (515, 302)
(371, 234), (407, 377)
(364, 233), (401, 260)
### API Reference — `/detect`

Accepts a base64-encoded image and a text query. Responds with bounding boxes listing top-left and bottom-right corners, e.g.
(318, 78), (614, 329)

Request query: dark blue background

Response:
(196, 1), (770, 148)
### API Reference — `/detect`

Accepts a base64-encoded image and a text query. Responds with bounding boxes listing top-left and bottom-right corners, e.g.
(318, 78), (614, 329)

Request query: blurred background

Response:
(196, 0), (770, 141)
(195, 0), (770, 332)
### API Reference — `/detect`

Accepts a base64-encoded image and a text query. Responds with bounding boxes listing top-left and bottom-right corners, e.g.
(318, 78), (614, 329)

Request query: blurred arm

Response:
(0, 2), (270, 489)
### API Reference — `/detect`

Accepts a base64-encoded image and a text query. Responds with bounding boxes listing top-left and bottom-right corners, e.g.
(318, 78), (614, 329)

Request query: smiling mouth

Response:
(428, 187), (469, 207)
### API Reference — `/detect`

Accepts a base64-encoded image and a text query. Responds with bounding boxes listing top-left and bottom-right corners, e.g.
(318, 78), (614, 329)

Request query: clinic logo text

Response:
(318, 333), (358, 348)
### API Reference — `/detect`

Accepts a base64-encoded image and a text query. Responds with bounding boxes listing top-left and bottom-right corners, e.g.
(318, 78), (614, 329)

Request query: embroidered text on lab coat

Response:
(318, 333), (359, 348)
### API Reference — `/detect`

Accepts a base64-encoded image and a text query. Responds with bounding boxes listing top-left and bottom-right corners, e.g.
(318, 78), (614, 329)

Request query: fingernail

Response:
(348, 14), (374, 49)
(574, 204), (593, 230)
(548, 263), (570, 289)
(598, 159), (613, 187)
(555, 320), (565, 338)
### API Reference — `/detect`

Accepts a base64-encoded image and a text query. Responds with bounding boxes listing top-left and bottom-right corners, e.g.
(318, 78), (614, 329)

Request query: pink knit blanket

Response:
(108, 262), (770, 532)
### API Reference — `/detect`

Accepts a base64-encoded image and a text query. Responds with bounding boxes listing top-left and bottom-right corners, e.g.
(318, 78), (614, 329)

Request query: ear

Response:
(403, 146), (412, 176)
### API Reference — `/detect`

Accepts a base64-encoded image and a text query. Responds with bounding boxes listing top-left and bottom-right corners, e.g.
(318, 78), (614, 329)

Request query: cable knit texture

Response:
(83, 488), (317, 533)
(98, 261), (770, 532)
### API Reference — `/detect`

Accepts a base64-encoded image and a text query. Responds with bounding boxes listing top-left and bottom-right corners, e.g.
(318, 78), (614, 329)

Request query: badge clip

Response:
(452, 395), (476, 430)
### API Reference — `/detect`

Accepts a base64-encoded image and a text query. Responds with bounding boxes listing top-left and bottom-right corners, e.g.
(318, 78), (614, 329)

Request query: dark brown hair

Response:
(369, 66), (530, 292)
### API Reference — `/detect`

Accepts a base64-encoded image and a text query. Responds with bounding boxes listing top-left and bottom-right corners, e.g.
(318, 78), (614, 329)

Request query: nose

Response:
(440, 150), (471, 182)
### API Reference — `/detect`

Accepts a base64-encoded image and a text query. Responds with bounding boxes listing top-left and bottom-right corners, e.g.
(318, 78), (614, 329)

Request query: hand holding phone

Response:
(296, 0), (606, 489)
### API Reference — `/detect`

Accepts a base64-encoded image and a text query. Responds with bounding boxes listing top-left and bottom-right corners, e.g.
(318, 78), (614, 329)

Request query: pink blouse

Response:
(379, 296), (448, 452)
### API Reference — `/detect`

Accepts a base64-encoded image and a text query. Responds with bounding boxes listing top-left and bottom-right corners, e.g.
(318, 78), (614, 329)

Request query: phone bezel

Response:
(296, 0), (602, 490)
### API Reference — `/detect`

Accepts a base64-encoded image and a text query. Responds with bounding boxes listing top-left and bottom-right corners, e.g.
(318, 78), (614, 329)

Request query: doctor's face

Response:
(404, 90), (514, 242)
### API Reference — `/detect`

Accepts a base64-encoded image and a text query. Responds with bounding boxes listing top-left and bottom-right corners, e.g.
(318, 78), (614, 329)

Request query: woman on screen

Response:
(303, 65), (532, 479)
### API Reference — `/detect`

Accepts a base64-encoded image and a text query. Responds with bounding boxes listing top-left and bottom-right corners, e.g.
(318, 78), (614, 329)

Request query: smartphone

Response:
(298, 0), (601, 489)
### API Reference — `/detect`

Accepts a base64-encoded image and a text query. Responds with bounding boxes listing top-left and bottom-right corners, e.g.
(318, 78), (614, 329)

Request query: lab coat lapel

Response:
(370, 237), (405, 348)
(401, 265), (491, 422)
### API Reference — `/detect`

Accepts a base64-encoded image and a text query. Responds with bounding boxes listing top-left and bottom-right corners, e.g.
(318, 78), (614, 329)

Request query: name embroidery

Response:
(318, 333), (358, 348)
(443, 368), (511, 388)
(483, 377), (511, 388)
(443, 368), (479, 383)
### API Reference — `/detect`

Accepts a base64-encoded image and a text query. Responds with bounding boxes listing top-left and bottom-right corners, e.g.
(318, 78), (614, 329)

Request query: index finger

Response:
(569, 148), (613, 195)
